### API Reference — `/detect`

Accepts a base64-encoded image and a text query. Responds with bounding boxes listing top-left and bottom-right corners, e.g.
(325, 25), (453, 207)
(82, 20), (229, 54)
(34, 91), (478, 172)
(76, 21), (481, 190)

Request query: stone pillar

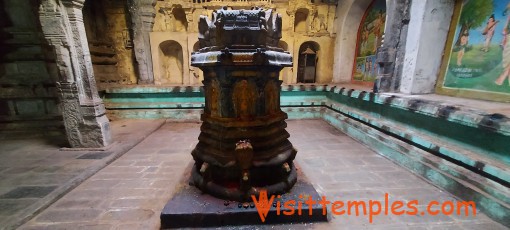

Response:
(376, 0), (411, 92)
(400, 0), (454, 94)
(39, 0), (112, 148)
(62, 0), (98, 101)
(128, 0), (157, 84)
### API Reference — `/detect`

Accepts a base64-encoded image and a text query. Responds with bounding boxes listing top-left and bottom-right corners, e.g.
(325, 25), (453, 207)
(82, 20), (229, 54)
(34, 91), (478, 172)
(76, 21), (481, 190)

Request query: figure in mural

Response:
(496, 5), (510, 85)
(481, 14), (499, 52)
(456, 31), (469, 66)
(361, 26), (369, 52)
(442, 0), (510, 96)
(373, 10), (385, 53)
(352, 0), (386, 84)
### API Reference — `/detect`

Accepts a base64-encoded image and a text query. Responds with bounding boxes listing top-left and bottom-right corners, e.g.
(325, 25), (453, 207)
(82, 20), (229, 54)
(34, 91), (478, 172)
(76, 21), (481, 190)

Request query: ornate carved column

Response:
(191, 8), (296, 201)
(128, 0), (157, 84)
(62, 0), (96, 100)
(39, 0), (112, 148)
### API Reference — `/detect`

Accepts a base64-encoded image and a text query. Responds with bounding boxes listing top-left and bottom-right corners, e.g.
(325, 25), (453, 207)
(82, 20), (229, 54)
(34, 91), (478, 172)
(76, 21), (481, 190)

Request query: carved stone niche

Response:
(190, 7), (295, 201)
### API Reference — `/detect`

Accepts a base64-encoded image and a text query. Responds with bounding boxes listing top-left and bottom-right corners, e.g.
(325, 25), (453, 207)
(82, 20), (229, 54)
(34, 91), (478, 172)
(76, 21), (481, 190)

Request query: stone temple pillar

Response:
(39, 0), (112, 148)
(376, 0), (411, 93)
(128, 0), (157, 84)
(190, 8), (297, 201)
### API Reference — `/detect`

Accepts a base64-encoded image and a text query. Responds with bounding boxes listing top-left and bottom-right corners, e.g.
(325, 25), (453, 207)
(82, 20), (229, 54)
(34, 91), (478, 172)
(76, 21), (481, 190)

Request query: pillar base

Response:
(161, 163), (328, 229)
(78, 113), (112, 148)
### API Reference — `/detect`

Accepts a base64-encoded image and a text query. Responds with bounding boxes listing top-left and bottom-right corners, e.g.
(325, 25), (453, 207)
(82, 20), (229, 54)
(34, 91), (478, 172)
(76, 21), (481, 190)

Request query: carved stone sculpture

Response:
(190, 7), (296, 201)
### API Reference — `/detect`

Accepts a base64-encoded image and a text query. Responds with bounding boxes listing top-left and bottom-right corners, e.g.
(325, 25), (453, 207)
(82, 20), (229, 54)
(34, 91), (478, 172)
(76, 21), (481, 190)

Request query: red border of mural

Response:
(351, 0), (378, 87)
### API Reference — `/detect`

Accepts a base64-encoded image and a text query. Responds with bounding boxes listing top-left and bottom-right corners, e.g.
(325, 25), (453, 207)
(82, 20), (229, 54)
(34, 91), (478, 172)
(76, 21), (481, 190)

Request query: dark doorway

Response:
(297, 42), (319, 83)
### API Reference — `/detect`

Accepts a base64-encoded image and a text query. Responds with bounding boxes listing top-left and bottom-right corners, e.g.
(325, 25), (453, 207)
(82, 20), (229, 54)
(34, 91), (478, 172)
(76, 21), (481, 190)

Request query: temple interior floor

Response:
(0, 120), (506, 229)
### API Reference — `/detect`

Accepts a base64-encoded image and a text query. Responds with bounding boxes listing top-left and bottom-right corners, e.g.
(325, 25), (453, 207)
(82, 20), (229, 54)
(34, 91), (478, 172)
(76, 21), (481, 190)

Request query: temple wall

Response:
(2, 0), (507, 135)
(150, 0), (337, 85)
(83, 0), (137, 86)
(332, 0), (373, 83)
(150, 32), (190, 85)
(0, 0), (62, 131)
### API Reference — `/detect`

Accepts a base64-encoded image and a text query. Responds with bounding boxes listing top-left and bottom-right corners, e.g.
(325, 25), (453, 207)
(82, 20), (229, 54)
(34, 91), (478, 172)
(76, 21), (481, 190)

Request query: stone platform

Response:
(161, 163), (328, 228)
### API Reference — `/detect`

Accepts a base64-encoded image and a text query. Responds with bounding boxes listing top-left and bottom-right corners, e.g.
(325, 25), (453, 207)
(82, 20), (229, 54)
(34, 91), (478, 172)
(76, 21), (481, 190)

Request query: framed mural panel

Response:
(437, 0), (510, 102)
(352, 0), (386, 85)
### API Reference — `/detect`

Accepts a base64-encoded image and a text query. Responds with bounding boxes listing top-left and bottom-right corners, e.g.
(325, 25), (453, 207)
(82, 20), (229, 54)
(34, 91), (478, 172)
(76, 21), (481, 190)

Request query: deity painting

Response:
(352, 0), (386, 83)
(442, 0), (510, 96)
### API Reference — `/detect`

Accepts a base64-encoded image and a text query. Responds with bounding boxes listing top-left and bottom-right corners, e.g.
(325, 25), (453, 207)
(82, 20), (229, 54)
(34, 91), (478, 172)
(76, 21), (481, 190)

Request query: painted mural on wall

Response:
(443, 0), (510, 96)
(352, 0), (386, 83)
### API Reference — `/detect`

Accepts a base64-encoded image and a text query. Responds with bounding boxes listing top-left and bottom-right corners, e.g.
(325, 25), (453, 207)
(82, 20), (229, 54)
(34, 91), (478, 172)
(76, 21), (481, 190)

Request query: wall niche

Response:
(158, 40), (184, 84)
(298, 41), (320, 83)
(294, 9), (309, 33)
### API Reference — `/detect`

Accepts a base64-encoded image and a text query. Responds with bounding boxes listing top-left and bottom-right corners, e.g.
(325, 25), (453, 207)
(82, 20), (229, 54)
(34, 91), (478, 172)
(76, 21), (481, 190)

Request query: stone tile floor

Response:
(0, 119), (165, 229)
(3, 120), (506, 229)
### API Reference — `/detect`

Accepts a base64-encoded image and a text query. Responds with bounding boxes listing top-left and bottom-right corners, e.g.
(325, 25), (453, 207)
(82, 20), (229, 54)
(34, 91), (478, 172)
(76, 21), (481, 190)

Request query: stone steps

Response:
(322, 107), (510, 226)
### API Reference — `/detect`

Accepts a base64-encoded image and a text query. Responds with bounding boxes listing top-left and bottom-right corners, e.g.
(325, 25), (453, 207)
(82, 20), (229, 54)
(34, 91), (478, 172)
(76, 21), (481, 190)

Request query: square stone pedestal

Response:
(161, 163), (328, 228)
